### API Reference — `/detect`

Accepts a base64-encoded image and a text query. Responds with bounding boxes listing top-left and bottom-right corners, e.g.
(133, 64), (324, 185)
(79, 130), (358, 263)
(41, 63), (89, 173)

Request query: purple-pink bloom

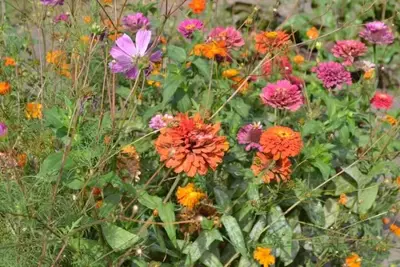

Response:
(260, 80), (303, 111)
(359, 21), (394, 45)
(149, 114), (173, 130)
(109, 30), (162, 79)
(178, 19), (204, 39)
(208, 27), (245, 49)
(331, 40), (367, 66)
(312, 62), (352, 90)
(237, 123), (263, 151)
(0, 123), (7, 137)
(53, 13), (70, 23)
(122, 13), (150, 33)
(40, 0), (64, 5)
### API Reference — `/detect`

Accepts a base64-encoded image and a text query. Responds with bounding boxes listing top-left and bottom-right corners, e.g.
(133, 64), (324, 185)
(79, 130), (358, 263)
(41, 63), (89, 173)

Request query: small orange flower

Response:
(121, 145), (139, 159)
(16, 153), (27, 167)
(25, 102), (43, 120)
(103, 0), (112, 4)
(46, 50), (66, 66)
(4, 57), (16, 67)
(390, 224), (400, 237)
(255, 31), (290, 54)
(306, 27), (319, 40)
(176, 183), (205, 210)
(194, 41), (228, 59)
(260, 126), (303, 160)
(95, 200), (103, 209)
(231, 76), (250, 94)
(0, 82), (11, 95)
(80, 35), (91, 45)
(59, 63), (71, 78)
(383, 115), (397, 126)
(293, 55), (305, 65)
(83, 16), (92, 24)
(188, 0), (206, 14)
(363, 69), (374, 80)
(253, 247), (275, 267)
(251, 152), (291, 183)
(338, 193), (348, 205)
(222, 69), (239, 78)
(345, 253), (361, 267)
(382, 217), (390, 224)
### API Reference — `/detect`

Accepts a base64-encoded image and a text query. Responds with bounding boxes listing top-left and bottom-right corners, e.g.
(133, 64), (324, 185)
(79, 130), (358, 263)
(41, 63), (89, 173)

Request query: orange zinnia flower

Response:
(345, 253), (361, 267)
(194, 41), (228, 59)
(0, 82), (11, 95)
(306, 27), (319, 40)
(293, 55), (305, 65)
(155, 114), (229, 177)
(251, 152), (291, 183)
(363, 69), (374, 80)
(188, 0), (206, 14)
(338, 193), (348, 205)
(25, 102), (43, 119)
(260, 126), (303, 160)
(253, 247), (275, 267)
(176, 183), (205, 210)
(255, 31), (290, 54)
(390, 224), (400, 237)
(4, 57), (16, 67)
(46, 50), (66, 66)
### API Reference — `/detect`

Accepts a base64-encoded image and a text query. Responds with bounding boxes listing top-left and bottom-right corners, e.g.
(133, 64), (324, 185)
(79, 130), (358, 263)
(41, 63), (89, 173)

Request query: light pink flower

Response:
(149, 114), (174, 130)
(359, 21), (394, 45)
(237, 123), (263, 151)
(208, 27), (244, 49)
(331, 40), (367, 66)
(122, 13), (150, 33)
(178, 19), (204, 39)
(312, 62), (352, 90)
(260, 80), (303, 111)
(370, 92), (393, 110)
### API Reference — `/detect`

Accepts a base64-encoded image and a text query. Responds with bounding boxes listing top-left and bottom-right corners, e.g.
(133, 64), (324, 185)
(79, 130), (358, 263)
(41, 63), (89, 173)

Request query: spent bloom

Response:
(359, 21), (394, 45)
(237, 123), (263, 151)
(26, 103), (43, 119)
(344, 253), (362, 267)
(188, 0), (206, 14)
(370, 92), (393, 110)
(255, 31), (290, 54)
(331, 40), (367, 66)
(40, 0), (64, 5)
(253, 247), (275, 267)
(149, 114), (174, 130)
(208, 27), (245, 49)
(0, 123), (7, 137)
(178, 19), (204, 39)
(260, 80), (303, 112)
(122, 13), (150, 33)
(176, 183), (205, 210)
(312, 61), (352, 90)
(54, 13), (70, 23)
(251, 152), (292, 183)
(260, 126), (303, 160)
(0, 82), (11, 95)
(109, 30), (162, 79)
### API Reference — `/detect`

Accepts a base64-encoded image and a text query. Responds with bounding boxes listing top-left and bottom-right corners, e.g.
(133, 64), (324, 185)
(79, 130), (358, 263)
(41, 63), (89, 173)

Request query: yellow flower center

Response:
(185, 24), (196, 30)
(265, 31), (278, 39)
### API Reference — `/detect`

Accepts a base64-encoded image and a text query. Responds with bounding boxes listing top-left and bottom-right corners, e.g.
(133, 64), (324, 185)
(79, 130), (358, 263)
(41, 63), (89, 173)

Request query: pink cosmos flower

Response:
(178, 19), (204, 39)
(149, 114), (174, 130)
(359, 21), (394, 45)
(53, 13), (70, 23)
(109, 30), (162, 79)
(262, 56), (292, 76)
(122, 13), (150, 33)
(370, 92), (394, 110)
(312, 62), (352, 90)
(237, 123), (263, 151)
(0, 123), (7, 137)
(208, 27), (245, 49)
(40, 0), (64, 5)
(331, 40), (367, 66)
(260, 80), (303, 111)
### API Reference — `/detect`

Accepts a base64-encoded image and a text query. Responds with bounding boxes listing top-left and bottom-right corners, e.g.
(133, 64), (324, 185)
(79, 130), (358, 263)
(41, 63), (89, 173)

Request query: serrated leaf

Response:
(167, 45), (187, 63)
(157, 202), (177, 247)
(101, 223), (140, 251)
(324, 198), (339, 228)
(221, 215), (247, 256)
(184, 229), (223, 264)
(200, 251), (223, 267)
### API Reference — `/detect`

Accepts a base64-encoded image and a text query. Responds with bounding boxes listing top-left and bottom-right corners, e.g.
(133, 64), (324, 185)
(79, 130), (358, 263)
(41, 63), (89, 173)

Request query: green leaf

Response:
(303, 201), (325, 227)
(238, 256), (258, 267)
(221, 215), (247, 256)
(324, 198), (339, 228)
(193, 58), (210, 80)
(344, 165), (370, 187)
(177, 93), (192, 112)
(302, 120), (324, 137)
(162, 74), (183, 106)
(249, 215), (267, 242)
(332, 176), (357, 195)
(200, 251), (223, 267)
(214, 187), (232, 213)
(167, 45), (187, 63)
(44, 107), (67, 129)
(39, 152), (75, 179)
(101, 223), (140, 251)
(157, 202), (177, 247)
(137, 191), (162, 210)
(312, 160), (332, 180)
(184, 229), (223, 264)
(358, 184), (379, 214)
(200, 89), (214, 111)
(229, 98), (250, 118)
(99, 194), (121, 218)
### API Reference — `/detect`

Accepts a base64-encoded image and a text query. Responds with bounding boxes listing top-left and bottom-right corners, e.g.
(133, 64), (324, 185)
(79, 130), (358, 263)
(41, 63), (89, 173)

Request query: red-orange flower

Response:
(4, 57), (16, 67)
(155, 114), (229, 177)
(188, 0), (206, 14)
(260, 126), (302, 160)
(0, 82), (11, 95)
(193, 41), (228, 59)
(390, 224), (400, 237)
(251, 152), (291, 183)
(255, 31), (290, 54)
(345, 253), (361, 267)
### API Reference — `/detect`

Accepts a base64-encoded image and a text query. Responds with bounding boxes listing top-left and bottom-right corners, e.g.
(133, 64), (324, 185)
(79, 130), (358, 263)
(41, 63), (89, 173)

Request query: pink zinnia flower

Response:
(331, 40), (367, 66)
(122, 13), (150, 33)
(178, 19), (204, 39)
(312, 62), (352, 90)
(237, 123), (263, 151)
(53, 13), (70, 24)
(0, 123), (7, 137)
(370, 92), (393, 110)
(359, 21), (394, 45)
(260, 80), (303, 111)
(149, 114), (173, 130)
(41, 0), (63, 5)
(262, 56), (292, 76)
(208, 27), (244, 49)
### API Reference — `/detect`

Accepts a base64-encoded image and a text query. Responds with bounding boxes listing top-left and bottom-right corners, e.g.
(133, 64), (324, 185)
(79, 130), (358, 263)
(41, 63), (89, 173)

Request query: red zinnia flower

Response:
(260, 126), (303, 160)
(370, 92), (393, 110)
(251, 152), (292, 183)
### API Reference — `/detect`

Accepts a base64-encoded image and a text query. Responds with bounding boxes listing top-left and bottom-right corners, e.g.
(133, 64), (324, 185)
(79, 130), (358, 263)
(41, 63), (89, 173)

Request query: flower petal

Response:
(125, 67), (139, 79)
(135, 29), (151, 56)
(150, 50), (162, 62)
(115, 34), (137, 56)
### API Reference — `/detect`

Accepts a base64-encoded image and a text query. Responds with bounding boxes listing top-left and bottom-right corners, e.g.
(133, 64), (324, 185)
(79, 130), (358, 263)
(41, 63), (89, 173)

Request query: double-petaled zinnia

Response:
(176, 183), (205, 210)
(251, 152), (291, 183)
(4, 57), (16, 67)
(345, 253), (361, 267)
(155, 114), (229, 177)
(188, 0), (206, 14)
(0, 82), (11, 95)
(25, 102), (43, 119)
(253, 247), (275, 267)
(260, 126), (303, 160)
(255, 31), (290, 54)
(193, 41), (228, 59)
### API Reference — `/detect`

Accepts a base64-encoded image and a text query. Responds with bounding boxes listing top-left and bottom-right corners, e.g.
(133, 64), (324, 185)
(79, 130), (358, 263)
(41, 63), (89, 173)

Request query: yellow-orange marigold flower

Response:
(155, 114), (229, 177)
(383, 115), (397, 126)
(59, 63), (71, 78)
(293, 55), (305, 65)
(0, 82), (11, 95)
(260, 126), (303, 160)
(338, 193), (348, 205)
(345, 253), (361, 267)
(251, 152), (291, 183)
(390, 224), (400, 237)
(25, 102), (43, 119)
(253, 247), (275, 267)
(194, 41), (228, 59)
(83, 16), (92, 24)
(255, 31), (290, 54)
(176, 183), (205, 210)
(46, 50), (66, 65)
(4, 57), (16, 67)
(188, 0), (206, 14)
(222, 69), (239, 78)
(306, 27), (319, 40)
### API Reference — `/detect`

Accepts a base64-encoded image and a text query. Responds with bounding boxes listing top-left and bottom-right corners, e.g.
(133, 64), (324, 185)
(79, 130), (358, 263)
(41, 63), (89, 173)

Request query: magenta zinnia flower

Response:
(40, 0), (64, 5)
(370, 92), (393, 110)
(312, 62), (352, 90)
(53, 13), (70, 23)
(109, 30), (162, 79)
(149, 114), (174, 130)
(0, 123), (7, 137)
(208, 27), (245, 49)
(260, 80), (303, 111)
(178, 19), (204, 39)
(331, 40), (367, 66)
(359, 21), (394, 45)
(122, 13), (150, 33)
(237, 123), (263, 151)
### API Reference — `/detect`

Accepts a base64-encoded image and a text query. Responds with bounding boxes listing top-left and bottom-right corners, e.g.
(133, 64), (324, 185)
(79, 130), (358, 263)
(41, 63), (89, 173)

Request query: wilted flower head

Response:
(253, 247), (275, 267)
(176, 183), (205, 210)
(122, 13), (150, 33)
(178, 19), (204, 39)
(208, 27), (244, 49)
(312, 61), (352, 90)
(260, 80), (303, 112)
(0, 123), (7, 137)
(255, 31), (290, 54)
(331, 40), (367, 66)
(155, 114), (229, 177)
(40, 0), (64, 5)
(109, 30), (162, 79)
(149, 114), (174, 130)
(260, 126), (303, 160)
(370, 92), (393, 110)
(54, 13), (70, 23)
(359, 21), (394, 45)
(237, 123), (263, 151)
(262, 56), (292, 76)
